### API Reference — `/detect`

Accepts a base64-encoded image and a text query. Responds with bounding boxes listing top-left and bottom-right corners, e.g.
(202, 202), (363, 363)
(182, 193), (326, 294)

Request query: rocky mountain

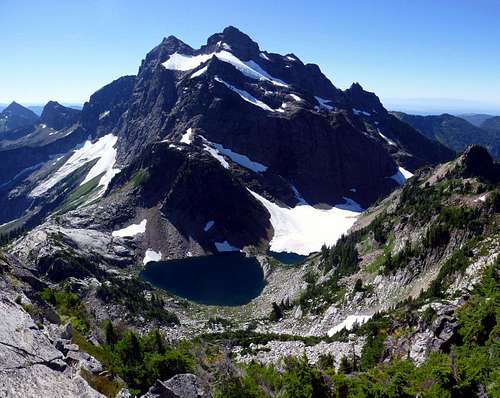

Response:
(1, 143), (498, 397)
(0, 24), (498, 398)
(0, 27), (455, 264)
(393, 111), (500, 159)
(0, 101), (39, 133)
(39, 101), (81, 131)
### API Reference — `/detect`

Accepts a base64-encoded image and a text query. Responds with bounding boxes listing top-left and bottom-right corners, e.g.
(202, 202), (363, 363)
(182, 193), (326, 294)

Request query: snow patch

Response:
(143, 249), (162, 265)
(204, 220), (215, 232)
(99, 110), (110, 120)
(203, 143), (229, 169)
(215, 240), (239, 252)
(215, 77), (279, 112)
(388, 166), (414, 185)
(476, 194), (487, 202)
(112, 219), (147, 238)
(314, 96), (334, 111)
(327, 315), (372, 337)
(289, 94), (303, 102)
(377, 128), (397, 146)
(180, 128), (194, 144)
(162, 50), (287, 86)
(213, 142), (267, 172)
(162, 52), (213, 71)
(200, 135), (267, 172)
(217, 51), (288, 86)
(259, 52), (270, 61)
(190, 66), (208, 79)
(352, 108), (371, 116)
(249, 190), (361, 255)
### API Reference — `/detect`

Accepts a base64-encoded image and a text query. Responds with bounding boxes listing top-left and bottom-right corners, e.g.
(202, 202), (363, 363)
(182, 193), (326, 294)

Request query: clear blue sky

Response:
(1, 0), (499, 114)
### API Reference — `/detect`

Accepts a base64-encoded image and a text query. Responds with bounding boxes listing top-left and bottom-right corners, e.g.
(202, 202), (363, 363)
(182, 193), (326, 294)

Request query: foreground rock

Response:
(142, 374), (206, 398)
(0, 253), (104, 398)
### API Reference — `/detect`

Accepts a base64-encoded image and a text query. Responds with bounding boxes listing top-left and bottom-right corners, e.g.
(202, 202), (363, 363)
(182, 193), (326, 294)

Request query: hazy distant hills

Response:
(392, 111), (500, 159)
(458, 113), (495, 127)
(481, 116), (500, 133)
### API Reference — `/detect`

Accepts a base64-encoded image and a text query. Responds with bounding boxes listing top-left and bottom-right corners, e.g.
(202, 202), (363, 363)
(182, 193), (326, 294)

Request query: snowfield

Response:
(30, 134), (120, 198)
(249, 190), (362, 255)
(112, 219), (147, 238)
(327, 315), (372, 337)
(143, 249), (162, 264)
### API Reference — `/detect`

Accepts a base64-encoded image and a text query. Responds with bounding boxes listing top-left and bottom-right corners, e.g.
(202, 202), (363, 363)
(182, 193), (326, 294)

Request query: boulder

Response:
(141, 374), (205, 398)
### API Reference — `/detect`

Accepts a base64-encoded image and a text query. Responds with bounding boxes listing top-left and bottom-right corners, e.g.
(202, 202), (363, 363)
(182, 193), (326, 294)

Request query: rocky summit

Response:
(0, 26), (498, 398)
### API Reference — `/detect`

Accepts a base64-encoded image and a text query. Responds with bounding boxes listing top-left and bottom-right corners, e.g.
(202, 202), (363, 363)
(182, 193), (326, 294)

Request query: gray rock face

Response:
(142, 374), (205, 398)
(0, 253), (104, 398)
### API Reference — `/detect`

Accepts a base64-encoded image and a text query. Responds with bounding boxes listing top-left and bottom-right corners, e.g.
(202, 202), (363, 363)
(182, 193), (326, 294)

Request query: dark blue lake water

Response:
(139, 252), (265, 306)
(268, 251), (306, 265)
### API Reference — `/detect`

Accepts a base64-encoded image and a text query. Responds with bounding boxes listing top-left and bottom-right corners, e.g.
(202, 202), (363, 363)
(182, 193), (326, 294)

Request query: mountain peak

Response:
(1, 101), (38, 120)
(349, 82), (364, 92)
(0, 101), (39, 133)
(40, 101), (80, 130)
(4, 101), (29, 113)
(160, 35), (190, 51)
(345, 82), (385, 114)
(458, 144), (499, 182)
(205, 26), (259, 60)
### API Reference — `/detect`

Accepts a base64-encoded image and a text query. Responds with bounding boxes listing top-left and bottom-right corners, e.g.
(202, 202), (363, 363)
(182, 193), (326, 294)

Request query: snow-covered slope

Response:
(30, 134), (119, 198)
(249, 190), (361, 255)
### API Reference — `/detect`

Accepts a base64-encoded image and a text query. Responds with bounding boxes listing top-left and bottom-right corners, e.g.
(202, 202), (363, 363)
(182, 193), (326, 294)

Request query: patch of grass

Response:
(41, 288), (91, 333)
(56, 173), (102, 214)
(357, 235), (373, 256)
(79, 368), (123, 398)
(130, 169), (151, 188)
(365, 253), (386, 273)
